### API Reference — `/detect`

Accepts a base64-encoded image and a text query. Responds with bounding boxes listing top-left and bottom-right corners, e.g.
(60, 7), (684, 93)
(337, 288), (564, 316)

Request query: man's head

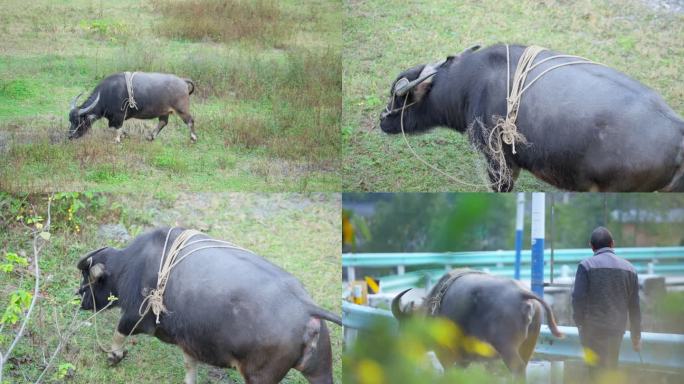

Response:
(590, 226), (614, 251)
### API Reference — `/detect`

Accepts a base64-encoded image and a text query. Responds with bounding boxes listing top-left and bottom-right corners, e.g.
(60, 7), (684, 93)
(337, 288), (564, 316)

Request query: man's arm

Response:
(628, 272), (641, 349)
(571, 264), (588, 327)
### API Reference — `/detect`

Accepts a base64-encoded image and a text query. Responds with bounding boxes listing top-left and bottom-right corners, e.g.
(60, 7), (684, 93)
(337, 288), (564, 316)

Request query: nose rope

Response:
(399, 93), (492, 189)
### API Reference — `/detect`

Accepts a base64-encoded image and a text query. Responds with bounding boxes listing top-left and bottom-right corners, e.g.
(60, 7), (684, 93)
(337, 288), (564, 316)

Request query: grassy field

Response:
(0, 0), (341, 192)
(0, 192), (342, 383)
(342, 0), (684, 192)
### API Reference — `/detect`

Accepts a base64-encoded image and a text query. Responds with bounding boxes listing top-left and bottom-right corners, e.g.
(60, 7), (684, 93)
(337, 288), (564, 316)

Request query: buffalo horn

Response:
(391, 288), (413, 321)
(70, 92), (84, 110)
(78, 92), (100, 115)
(76, 246), (108, 270)
(395, 60), (445, 97)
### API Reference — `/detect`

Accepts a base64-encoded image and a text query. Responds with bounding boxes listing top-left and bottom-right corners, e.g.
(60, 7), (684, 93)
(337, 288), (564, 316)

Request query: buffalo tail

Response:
(307, 304), (342, 326)
(184, 79), (195, 95)
(521, 292), (564, 338)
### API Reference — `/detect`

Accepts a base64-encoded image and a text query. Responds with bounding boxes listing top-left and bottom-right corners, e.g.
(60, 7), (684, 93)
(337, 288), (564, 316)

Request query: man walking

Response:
(572, 226), (641, 377)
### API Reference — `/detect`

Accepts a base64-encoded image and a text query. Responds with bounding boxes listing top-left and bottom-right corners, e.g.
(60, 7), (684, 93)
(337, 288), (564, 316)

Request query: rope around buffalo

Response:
(138, 228), (251, 324)
(88, 228), (252, 354)
(122, 71), (138, 112)
(399, 45), (605, 190)
(427, 269), (485, 316)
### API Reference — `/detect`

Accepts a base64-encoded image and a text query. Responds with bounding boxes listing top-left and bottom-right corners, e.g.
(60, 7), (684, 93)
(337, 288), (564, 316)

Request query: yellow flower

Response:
(463, 336), (496, 357)
(357, 359), (385, 384)
(583, 347), (599, 366)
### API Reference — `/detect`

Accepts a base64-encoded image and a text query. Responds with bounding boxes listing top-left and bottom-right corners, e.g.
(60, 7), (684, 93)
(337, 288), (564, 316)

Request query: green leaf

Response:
(39, 231), (51, 241)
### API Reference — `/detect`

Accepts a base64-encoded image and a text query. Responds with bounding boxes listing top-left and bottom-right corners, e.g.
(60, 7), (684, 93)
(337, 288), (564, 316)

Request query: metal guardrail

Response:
(377, 265), (684, 293)
(343, 247), (684, 267)
(343, 247), (684, 283)
(536, 325), (684, 370)
(342, 301), (684, 370)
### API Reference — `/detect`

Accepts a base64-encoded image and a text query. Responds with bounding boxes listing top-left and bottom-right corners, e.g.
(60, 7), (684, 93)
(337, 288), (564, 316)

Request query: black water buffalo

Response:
(69, 72), (196, 143)
(391, 270), (563, 377)
(76, 227), (340, 384)
(380, 44), (684, 192)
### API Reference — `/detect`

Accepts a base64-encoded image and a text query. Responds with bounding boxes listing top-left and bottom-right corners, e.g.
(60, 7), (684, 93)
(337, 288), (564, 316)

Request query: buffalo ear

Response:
(448, 44), (482, 61)
(460, 44), (481, 55)
(89, 263), (106, 281)
(412, 80), (433, 101)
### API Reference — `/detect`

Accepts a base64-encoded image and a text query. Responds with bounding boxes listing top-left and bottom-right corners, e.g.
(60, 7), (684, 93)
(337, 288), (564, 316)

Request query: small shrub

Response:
(152, 150), (189, 174)
(85, 165), (130, 184)
(0, 79), (38, 101)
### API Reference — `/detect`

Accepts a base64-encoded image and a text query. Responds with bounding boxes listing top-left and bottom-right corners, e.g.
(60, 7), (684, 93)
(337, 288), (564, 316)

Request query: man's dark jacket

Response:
(572, 247), (641, 339)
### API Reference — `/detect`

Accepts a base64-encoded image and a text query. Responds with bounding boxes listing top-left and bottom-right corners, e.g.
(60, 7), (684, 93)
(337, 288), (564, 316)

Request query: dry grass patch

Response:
(152, 0), (294, 46)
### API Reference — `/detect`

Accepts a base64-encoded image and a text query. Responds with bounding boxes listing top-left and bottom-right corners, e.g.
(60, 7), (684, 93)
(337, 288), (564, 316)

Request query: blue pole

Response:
(514, 193), (525, 280)
(531, 193), (545, 298)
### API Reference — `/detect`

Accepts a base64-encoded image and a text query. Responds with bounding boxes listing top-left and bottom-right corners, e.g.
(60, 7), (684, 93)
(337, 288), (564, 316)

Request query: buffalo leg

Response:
(112, 125), (125, 144)
(299, 320), (334, 384)
(177, 112), (197, 142)
(242, 365), (290, 384)
(183, 351), (198, 384)
(497, 344), (526, 380)
(518, 303), (542, 366)
(240, 352), (293, 384)
(147, 115), (169, 141)
(107, 330), (128, 365)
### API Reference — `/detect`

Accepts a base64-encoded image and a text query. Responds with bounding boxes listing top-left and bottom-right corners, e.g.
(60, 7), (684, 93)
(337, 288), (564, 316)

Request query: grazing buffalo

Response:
(69, 72), (197, 143)
(76, 227), (341, 384)
(391, 270), (563, 377)
(380, 44), (684, 192)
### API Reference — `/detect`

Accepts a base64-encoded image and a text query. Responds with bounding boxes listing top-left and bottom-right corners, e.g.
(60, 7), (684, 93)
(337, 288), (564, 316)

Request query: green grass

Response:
(0, 193), (342, 383)
(342, 0), (684, 192)
(0, 0), (341, 192)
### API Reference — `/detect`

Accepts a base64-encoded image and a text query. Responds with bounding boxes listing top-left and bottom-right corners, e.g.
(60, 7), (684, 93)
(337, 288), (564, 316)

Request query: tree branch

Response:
(0, 195), (52, 381)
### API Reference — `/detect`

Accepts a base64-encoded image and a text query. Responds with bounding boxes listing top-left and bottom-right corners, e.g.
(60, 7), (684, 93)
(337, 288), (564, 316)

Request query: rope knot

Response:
(146, 288), (167, 324)
(492, 116), (528, 155)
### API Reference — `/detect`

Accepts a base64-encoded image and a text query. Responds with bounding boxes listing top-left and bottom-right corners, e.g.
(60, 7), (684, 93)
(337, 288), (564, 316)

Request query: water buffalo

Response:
(69, 72), (197, 143)
(380, 44), (684, 192)
(76, 227), (340, 384)
(391, 270), (563, 377)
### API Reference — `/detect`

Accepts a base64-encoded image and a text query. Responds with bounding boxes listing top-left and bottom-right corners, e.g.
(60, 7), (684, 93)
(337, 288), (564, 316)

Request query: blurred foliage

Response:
(343, 193), (684, 252)
(651, 291), (684, 333)
(551, 194), (684, 248)
(344, 193), (506, 252)
(343, 316), (500, 384)
(343, 209), (371, 252)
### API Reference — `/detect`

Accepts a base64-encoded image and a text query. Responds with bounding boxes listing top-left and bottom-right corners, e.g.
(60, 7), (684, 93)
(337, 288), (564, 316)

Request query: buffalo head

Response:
(76, 246), (116, 311)
(68, 92), (100, 139)
(380, 45), (481, 134)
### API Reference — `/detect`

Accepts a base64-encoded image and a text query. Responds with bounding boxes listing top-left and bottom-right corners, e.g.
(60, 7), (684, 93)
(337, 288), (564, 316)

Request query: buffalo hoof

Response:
(190, 134), (197, 143)
(146, 133), (155, 141)
(107, 349), (127, 366)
